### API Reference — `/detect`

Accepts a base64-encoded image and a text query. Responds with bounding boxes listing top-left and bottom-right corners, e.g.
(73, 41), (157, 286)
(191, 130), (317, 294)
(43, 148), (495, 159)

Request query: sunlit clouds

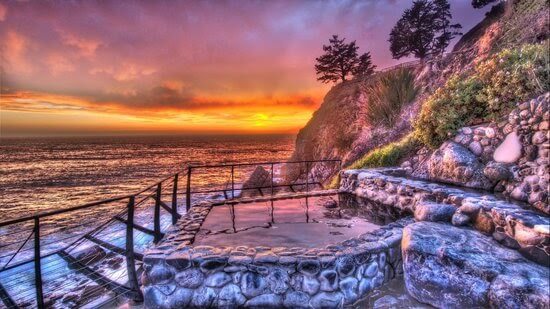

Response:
(0, 1), (487, 136)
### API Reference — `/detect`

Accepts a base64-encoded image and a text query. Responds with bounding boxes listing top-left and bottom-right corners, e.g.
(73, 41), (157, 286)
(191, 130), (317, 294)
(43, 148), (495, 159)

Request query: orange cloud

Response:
(59, 31), (101, 57)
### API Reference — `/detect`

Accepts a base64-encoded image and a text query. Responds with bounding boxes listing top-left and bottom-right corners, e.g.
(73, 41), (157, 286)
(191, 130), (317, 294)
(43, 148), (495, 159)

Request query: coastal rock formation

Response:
(402, 222), (549, 308)
(408, 93), (550, 214)
(424, 142), (494, 190)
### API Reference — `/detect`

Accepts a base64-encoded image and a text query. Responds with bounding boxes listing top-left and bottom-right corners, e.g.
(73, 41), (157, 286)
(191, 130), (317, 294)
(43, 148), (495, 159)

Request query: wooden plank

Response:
(58, 251), (140, 300)
(0, 281), (18, 309)
(84, 235), (143, 261)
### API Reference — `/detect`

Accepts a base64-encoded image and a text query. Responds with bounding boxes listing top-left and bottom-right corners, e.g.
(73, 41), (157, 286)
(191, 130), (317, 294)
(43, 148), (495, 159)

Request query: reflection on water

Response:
(193, 194), (388, 248)
(354, 275), (433, 308)
(0, 135), (294, 221)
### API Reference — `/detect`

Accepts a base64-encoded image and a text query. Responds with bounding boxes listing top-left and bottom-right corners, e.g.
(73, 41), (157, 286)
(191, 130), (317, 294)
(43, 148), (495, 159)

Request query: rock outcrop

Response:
(402, 222), (549, 308)
(407, 93), (549, 214)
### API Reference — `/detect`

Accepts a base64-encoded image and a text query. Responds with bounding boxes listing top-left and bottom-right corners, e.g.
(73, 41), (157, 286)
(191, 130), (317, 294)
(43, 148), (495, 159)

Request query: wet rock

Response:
(309, 292), (344, 308)
(364, 261), (378, 277)
(241, 272), (268, 298)
(167, 287), (193, 308)
(297, 260), (321, 276)
(267, 268), (289, 294)
(358, 278), (372, 295)
(144, 286), (168, 309)
(200, 257), (227, 273)
(414, 201), (456, 222)
(191, 286), (217, 308)
(336, 256), (355, 277)
(302, 276), (320, 295)
(339, 277), (359, 304)
(373, 295), (399, 309)
(245, 293), (283, 308)
(165, 252), (191, 271)
(319, 269), (338, 291)
(205, 272), (232, 288)
(283, 291), (310, 308)
(148, 264), (174, 284)
(218, 284), (246, 307)
(175, 268), (204, 289)
(402, 222), (549, 308)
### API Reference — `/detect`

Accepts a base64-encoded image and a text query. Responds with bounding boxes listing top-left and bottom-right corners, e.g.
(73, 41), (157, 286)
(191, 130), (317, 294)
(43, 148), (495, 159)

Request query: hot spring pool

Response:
(193, 195), (383, 248)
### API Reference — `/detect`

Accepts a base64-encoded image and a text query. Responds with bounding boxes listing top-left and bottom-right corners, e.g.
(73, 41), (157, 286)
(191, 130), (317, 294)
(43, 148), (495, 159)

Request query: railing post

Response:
(305, 161), (309, 195)
(33, 217), (44, 309)
(231, 165), (235, 199)
(270, 163), (274, 197)
(171, 173), (179, 225)
(126, 196), (143, 302)
(154, 183), (162, 243)
(186, 166), (192, 211)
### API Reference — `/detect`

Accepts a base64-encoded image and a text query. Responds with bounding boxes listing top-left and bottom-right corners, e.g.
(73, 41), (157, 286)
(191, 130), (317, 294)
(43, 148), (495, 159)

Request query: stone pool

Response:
(142, 193), (412, 308)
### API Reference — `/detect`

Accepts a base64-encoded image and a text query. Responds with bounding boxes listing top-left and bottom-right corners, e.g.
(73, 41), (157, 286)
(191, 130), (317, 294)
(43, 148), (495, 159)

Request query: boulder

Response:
(423, 142), (495, 190)
(402, 222), (549, 308)
(483, 161), (512, 181)
(242, 166), (272, 197)
(413, 201), (456, 222)
(493, 131), (522, 163)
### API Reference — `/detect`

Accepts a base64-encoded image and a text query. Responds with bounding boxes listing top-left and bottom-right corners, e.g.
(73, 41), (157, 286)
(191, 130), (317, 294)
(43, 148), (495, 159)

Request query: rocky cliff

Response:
(290, 0), (549, 185)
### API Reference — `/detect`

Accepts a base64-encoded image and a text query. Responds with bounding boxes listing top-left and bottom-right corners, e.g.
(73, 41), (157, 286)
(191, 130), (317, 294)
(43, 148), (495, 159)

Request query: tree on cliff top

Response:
(353, 52), (377, 77)
(389, 0), (462, 60)
(315, 35), (359, 83)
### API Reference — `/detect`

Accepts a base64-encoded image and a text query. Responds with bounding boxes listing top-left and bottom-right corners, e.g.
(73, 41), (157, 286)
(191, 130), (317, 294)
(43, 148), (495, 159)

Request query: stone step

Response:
(341, 168), (550, 265)
(402, 222), (549, 308)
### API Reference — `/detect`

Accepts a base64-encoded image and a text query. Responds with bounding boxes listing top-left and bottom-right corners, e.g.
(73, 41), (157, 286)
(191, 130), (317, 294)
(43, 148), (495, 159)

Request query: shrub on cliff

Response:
(414, 42), (549, 148)
(366, 68), (419, 127)
(348, 134), (419, 169)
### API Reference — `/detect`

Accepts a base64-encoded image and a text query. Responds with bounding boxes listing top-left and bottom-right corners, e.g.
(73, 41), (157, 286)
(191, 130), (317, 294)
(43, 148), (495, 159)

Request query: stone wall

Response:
(142, 200), (413, 308)
(405, 92), (549, 214)
(340, 168), (550, 266)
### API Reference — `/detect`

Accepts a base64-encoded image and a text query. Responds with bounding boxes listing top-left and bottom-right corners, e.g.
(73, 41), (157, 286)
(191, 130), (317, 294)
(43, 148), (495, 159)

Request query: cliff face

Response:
(290, 0), (549, 182)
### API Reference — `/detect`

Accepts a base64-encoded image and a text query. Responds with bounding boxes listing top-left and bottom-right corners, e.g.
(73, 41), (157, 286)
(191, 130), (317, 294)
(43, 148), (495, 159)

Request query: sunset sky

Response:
(0, 1), (489, 137)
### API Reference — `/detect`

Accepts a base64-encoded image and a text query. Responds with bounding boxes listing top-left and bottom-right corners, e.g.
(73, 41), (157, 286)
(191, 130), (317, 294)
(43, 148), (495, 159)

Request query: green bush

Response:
(365, 68), (419, 127)
(348, 134), (419, 169)
(414, 42), (549, 148)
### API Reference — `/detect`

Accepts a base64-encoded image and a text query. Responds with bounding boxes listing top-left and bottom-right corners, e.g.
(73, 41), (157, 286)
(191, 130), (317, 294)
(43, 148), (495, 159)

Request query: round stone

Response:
(336, 256), (356, 277)
(319, 269), (338, 292)
(283, 291), (310, 308)
(267, 268), (289, 294)
(364, 262), (378, 277)
(339, 277), (359, 304)
(310, 292), (344, 308)
(148, 264), (174, 284)
(191, 286), (217, 308)
(245, 293), (283, 308)
(297, 260), (321, 276)
(241, 272), (267, 298)
(302, 276), (320, 296)
(358, 278), (372, 295)
(205, 272), (231, 288)
(200, 257), (227, 273)
(218, 284), (246, 307)
(167, 287), (193, 308)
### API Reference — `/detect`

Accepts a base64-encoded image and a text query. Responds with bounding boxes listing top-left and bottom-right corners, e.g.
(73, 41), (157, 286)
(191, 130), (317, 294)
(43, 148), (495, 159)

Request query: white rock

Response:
(493, 131), (522, 163)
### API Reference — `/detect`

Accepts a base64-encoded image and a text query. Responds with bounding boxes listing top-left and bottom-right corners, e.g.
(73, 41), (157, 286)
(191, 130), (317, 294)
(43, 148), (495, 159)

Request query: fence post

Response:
(171, 174), (179, 225)
(126, 196), (143, 302)
(33, 217), (44, 309)
(154, 183), (162, 243)
(186, 166), (192, 211)
(231, 165), (235, 199)
(270, 163), (274, 197)
(305, 161), (309, 195)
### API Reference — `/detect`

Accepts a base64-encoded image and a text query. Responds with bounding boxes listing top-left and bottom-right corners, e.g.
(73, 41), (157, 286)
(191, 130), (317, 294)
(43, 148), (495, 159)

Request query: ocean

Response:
(0, 134), (295, 221)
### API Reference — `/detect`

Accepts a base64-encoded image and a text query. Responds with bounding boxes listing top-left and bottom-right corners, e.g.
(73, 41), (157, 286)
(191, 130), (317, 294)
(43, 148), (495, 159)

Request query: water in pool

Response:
(193, 195), (384, 247)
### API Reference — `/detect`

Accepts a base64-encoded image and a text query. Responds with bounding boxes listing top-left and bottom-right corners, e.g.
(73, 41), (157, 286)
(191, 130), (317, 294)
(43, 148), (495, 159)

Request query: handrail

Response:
(0, 158), (341, 308)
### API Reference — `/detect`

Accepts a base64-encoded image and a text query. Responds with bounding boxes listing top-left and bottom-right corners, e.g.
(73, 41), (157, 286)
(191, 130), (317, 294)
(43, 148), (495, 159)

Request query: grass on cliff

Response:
(365, 68), (419, 127)
(414, 42), (550, 148)
(327, 134), (419, 189)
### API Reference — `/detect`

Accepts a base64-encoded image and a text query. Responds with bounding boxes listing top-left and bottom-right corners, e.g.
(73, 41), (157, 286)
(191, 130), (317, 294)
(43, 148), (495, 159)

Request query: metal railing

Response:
(0, 158), (340, 308)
